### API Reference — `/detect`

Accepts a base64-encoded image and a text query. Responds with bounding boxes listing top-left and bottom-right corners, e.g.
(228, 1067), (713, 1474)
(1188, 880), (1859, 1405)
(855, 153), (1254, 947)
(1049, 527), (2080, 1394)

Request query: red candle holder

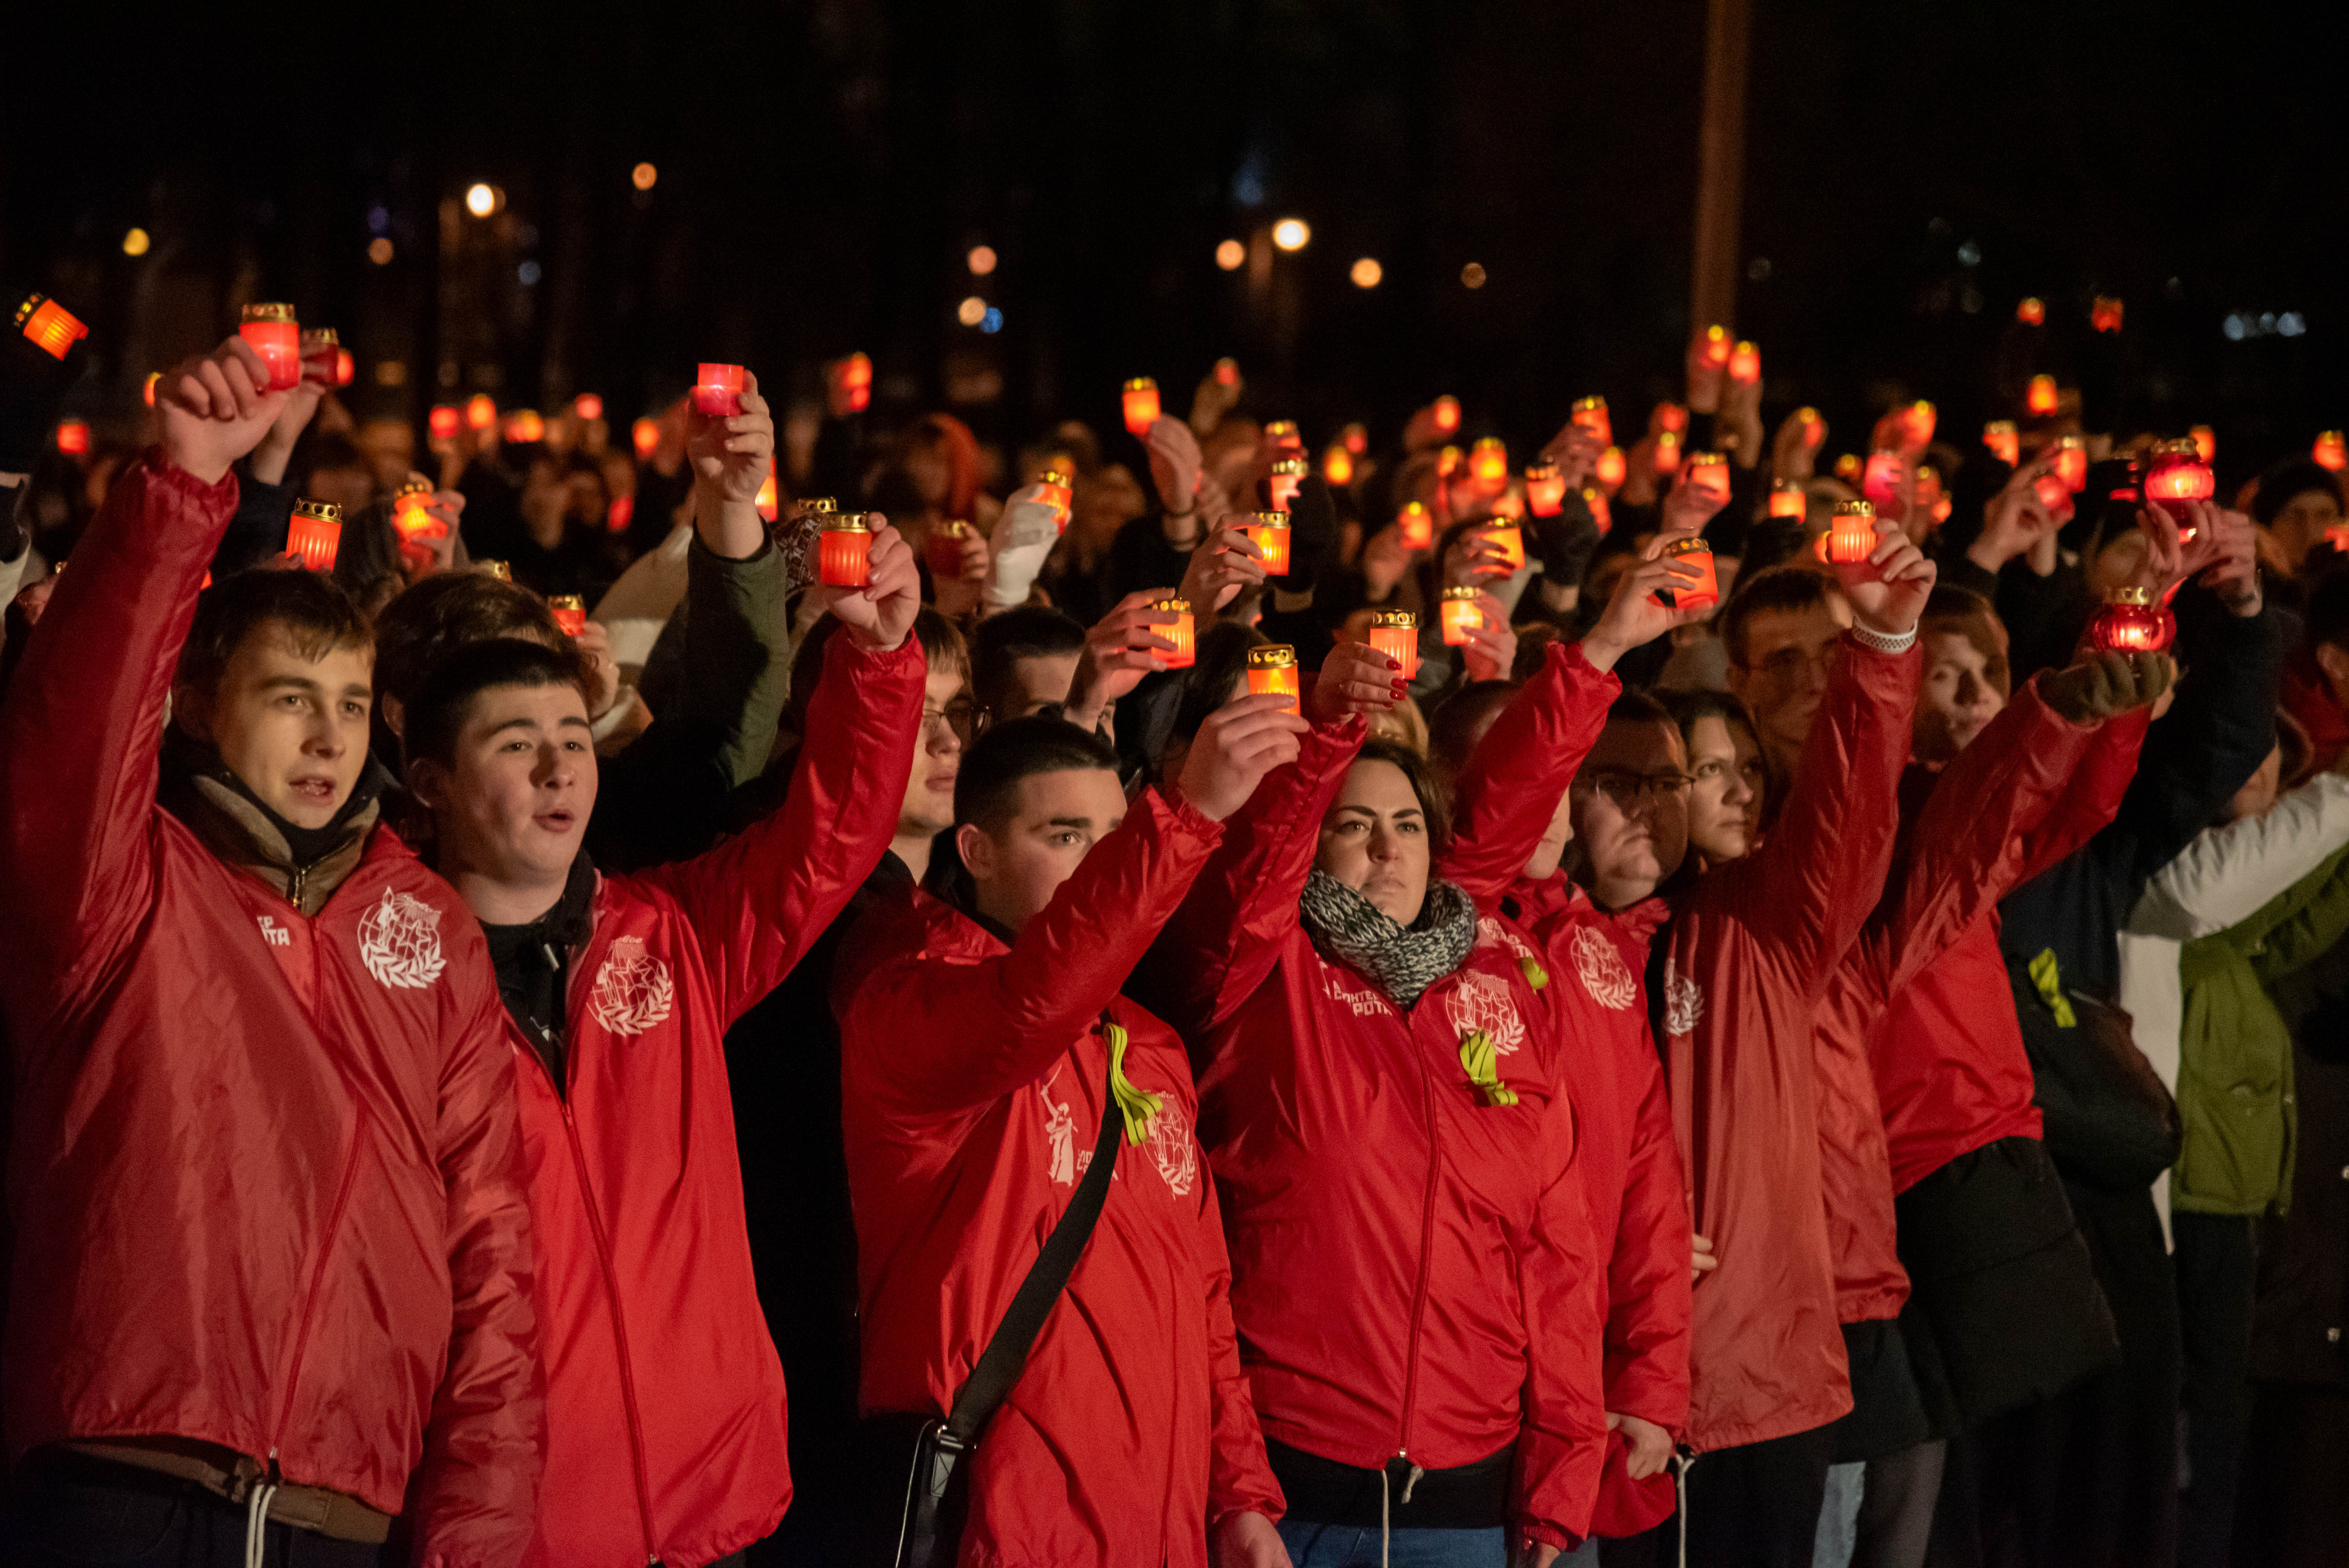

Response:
(430, 404), (462, 441)
(1572, 396), (1612, 447)
(1122, 377), (1160, 436)
(504, 409), (545, 444)
(1727, 339), (1761, 383)
(1244, 511), (1293, 575)
(1214, 356), (1241, 386)
(695, 363), (745, 417)
(1037, 468), (1073, 526)
(2144, 438), (2215, 536)
(1917, 464), (1949, 525)
(1341, 422), (1369, 456)
(287, 500), (342, 571)
(1151, 597), (1196, 669)
(606, 495), (634, 535)
(1525, 461), (1566, 517)
(1984, 420), (2019, 466)
(55, 418), (89, 456)
(1835, 453), (1863, 483)
(15, 292), (87, 360)
(755, 462), (779, 523)
(927, 519), (972, 578)
(2315, 431), (2347, 473)
(1656, 402), (1689, 435)
(467, 394), (498, 431)
(2190, 425), (2215, 463)
(1264, 420), (1303, 456)
(2092, 296), (2124, 334)
(2034, 472), (2071, 513)
(1682, 450), (1728, 498)
(1439, 587), (1485, 646)
(1862, 451), (1904, 513)
(1368, 609), (1419, 680)
(1246, 644), (1301, 710)
(1702, 324), (1731, 367)
(1595, 446), (1626, 490)
(1653, 431), (1682, 477)
(2090, 586), (2175, 654)
(1656, 538), (1718, 611)
(2055, 435), (2088, 494)
(1769, 480), (1807, 520)
(1470, 437), (1508, 488)
(574, 393), (604, 422)
(299, 326), (338, 385)
(1481, 522), (1525, 573)
(632, 417), (659, 461)
(1397, 502), (1434, 552)
(1432, 395), (1461, 435)
(837, 351), (873, 413)
(1826, 500), (1878, 564)
(1266, 458), (1307, 512)
(1324, 444), (1355, 487)
(548, 596), (588, 638)
(239, 303), (302, 391)
(2017, 296), (2046, 326)
(1436, 445), (1462, 481)
(1903, 400), (1937, 450)
(1583, 487), (1612, 537)
(819, 514), (875, 587)
(392, 480), (443, 542)
(1796, 406), (1825, 449)
(2026, 374), (2058, 416)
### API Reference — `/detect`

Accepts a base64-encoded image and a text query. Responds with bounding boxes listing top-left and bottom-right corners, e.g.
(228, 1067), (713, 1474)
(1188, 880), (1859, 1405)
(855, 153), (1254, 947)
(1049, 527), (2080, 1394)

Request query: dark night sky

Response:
(7, 1), (2346, 489)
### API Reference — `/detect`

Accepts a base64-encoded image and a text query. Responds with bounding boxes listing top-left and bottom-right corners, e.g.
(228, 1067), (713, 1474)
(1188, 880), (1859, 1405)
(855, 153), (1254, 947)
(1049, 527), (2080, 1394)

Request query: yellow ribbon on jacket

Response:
(2028, 948), (2077, 1029)
(1106, 1022), (1162, 1145)
(1458, 1028), (1519, 1108)
(1519, 954), (1549, 991)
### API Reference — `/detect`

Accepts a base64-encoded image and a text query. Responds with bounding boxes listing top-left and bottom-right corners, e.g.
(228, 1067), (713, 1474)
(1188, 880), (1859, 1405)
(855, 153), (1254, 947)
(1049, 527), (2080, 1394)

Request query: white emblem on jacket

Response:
(1477, 916), (1541, 969)
(356, 887), (447, 989)
(1148, 1098), (1198, 1197)
(1571, 925), (1637, 1012)
(256, 914), (291, 949)
(1041, 1067), (1078, 1187)
(1663, 959), (1705, 1037)
(589, 936), (674, 1035)
(1444, 968), (1527, 1056)
(1320, 959), (1390, 1018)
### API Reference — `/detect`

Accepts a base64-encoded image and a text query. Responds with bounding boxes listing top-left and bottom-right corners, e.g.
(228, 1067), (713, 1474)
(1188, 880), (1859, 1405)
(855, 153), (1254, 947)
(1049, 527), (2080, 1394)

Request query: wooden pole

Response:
(1690, 0), (1751, 336)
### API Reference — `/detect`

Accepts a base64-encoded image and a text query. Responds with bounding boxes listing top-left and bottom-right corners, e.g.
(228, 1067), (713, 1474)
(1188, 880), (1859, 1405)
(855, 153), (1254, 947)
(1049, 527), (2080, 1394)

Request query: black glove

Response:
(2039, 650), (2174, 723)
(0, 286), (90, 474)
(1531, 492), (1603, 588)
(1276, 475), (1340, 594)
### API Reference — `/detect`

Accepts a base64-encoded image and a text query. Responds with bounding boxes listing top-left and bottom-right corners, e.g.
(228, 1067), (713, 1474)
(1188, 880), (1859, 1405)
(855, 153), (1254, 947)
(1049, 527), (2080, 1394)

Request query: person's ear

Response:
(171, 681), (216, 745)
(380, 693), (406, 740)
(2315, 640), (2349, 702)
(955, 822), (995, 882)
(406, 757), (450, 816)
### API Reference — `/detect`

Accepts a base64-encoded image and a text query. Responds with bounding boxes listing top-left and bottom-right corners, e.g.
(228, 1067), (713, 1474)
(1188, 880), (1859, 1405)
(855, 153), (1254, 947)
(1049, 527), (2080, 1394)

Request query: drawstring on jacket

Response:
(243, 1477), (280, 1568)
(1375, 1460), (1425, 1568)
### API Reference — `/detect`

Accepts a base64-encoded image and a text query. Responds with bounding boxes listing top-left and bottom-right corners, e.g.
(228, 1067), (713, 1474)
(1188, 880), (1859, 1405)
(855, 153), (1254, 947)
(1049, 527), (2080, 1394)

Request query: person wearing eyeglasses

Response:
(1723, 568), (1856, 789)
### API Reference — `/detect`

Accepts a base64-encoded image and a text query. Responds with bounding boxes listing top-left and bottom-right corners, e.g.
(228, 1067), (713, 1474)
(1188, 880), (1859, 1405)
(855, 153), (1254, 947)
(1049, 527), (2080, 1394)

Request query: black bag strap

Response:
(941, 1014), (1125, 1448)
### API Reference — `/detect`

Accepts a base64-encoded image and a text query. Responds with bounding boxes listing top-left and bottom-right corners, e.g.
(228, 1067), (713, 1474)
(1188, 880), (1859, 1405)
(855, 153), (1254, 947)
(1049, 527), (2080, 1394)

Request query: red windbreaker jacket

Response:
(0, 453), (543, 1568)
(1865, 698), (2150, 1196)
(835, 787), (1283, 1568)
(1657, 636), (1919, 1452)
(515, 631), (923, 1568)
(1146, 715), (1608, 1554)
(1436, 641), (1690, 1534)
(1812, 679), (2135, 1322)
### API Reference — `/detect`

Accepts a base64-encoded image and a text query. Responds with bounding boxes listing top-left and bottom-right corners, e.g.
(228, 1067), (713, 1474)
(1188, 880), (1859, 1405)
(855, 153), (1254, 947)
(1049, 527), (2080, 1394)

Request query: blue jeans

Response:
(1278, 1519), (1508, 1566)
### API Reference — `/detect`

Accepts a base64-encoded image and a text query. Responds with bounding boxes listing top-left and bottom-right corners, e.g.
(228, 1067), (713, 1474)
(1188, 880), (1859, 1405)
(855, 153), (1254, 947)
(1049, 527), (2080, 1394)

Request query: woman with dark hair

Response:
(1143, 586), (1678, 1567)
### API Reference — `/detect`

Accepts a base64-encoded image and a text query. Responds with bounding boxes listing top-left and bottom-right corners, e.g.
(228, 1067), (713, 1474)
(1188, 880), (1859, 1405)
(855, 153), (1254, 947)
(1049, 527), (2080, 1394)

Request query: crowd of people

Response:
(0, 290), (2345, 1568)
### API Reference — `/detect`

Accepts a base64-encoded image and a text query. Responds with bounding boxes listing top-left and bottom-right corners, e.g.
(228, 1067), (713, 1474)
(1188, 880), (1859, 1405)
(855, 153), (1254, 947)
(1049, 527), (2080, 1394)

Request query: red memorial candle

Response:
(1653, 430), (1682, 477)
(287, 499), (342, 572)
(632, 417), (659, 461)
(1246, 644), (1301, 710)
(1368, 609), (1418, 680)
(2091, 586), (2175, 654)
(1267, 458), (1307, 512)
(1121, 377), (1160, 436)
(927, 519), (971, 578)
(548, 596), (588, 638)
(819, 513), (874, 587)
(1525, 461), (1567, 517)
(1584, 487), (1613, 537)
(695, 363), (745, 417)
(430, 404), (462, 441)
(2190, 425), (2215, 464)
(55, 419), (89, 456)
(1728, 340), (1761, 383)
(1432, 395), (1461, 435)
(1984, 420), (2019, 466)
(2055, 435), (2088, 494)
(2315, 431), (2347, 473)
(1470, 437), (1508, 488)
(1656, 538), (1718, 611)
(15, 292), (87, 360)
(1397, 502), (1433, 552)
(574, 393), (604, 422)
(1244, 511), (1293, 575)
(1439, 586), (1484, 646)
(1769, 480), (1807, 520)
(1151, 597), (1196, 669)
(2026, 374), (2058, 416)
(239, 303), (302, 391)
(2017, 296), (2045, 326)
(1324, 444), (1355, 487)
(1826, 500), (1878, 564)
(2144, 438), (2216, 536)
(467, 393), (498, 431)
(1481, 521), (1525, 574)
(1572, 396), (1613, 447)
(392, 480), (442, 543)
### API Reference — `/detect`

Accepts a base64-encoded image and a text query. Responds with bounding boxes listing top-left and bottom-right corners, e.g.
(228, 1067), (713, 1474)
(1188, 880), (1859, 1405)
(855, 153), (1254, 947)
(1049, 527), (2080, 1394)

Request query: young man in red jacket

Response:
(400, 372), (929, 1568)
(835, 697), (1305, 1568)
(0, 336), (544, 1567)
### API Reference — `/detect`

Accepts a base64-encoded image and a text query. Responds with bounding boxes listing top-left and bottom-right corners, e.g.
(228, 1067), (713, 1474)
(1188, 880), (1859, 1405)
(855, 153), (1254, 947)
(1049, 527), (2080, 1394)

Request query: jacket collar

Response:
(159, 730), (395, 916)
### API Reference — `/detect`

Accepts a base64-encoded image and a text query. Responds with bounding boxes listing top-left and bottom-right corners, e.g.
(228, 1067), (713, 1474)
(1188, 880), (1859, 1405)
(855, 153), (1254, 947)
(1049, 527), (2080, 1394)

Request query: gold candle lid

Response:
(300, 326), (339, 347)
(822, 511), (873, 533)
(1834, 499), (1875, 519)
(1665, 536), (1713, 558)
(2107, 585), (2155, 607)
(1247, 643), (1297, 669)
(291, 498), (341, 522)
(1581, 486), (1604, 502)
(1572, 395), (1607, 413)
(1264, 420), (1299, 440)
(2057, 434), (2085, 451)
(2152, 437), (2200, 459)
(1400, 501), (1429, 519)
(1271, 457), (1308, 477)
(800, 497), (838, 514)
(936, 518), (971, 538)
(1916, 463), (1939, 485)
(243, 302), (296, 323)
(548, 594), (586, 611)
(1773, 478), (1805, 493)
(394, 478), (434, 501)
(1151, 596), (1192, 615)
(1796, 406), (1821, 424)
(477, 560), (512, 580)
(1249, 510), (1291, 530)
(1985, 419), (2016, 435)
(1525, 460), (1560, 481)
(1039, 468), (1072, 488)
(1684, 450), (1725, 467)
(1369, 608), (1416, 629)
(1441, 585), (1481, 602)
(1123, 376), (1157, 392)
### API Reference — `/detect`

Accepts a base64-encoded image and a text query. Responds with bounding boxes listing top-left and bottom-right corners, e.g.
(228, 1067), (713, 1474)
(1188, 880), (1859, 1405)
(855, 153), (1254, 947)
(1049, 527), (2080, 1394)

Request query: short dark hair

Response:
(1721, 565), (1844, 667)
(1919, 584), (2012, 698)
(954, 715), (1120, 832)
(177, 566), (372, 700)
(1606, 688), (1678, 729)
(2251, 458), (2344, 529)
(402, 638), (590, 773)
(374, 571), (573, 713)
(970, 605), (1085, 717)
(1351, 736), (1454, 850)
(1426, 679), (1522, 775)
(1657, 687), (1760, 751)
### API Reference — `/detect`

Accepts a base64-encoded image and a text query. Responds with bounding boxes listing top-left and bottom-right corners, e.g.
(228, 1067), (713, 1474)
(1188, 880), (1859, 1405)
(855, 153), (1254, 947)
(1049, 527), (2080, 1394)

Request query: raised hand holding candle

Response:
(1122, 377), (1160, 435)
(1439, 586), (1484, 645)
(1655, 538), (1718, 611)
(548, 596), (588, 637)
(695, 363), (745, 417)
(1826, 500), (1878, 563)
(1525, 461), (1567, 517)
(1246, 644), (1301, 709)
(1397, 502), (1433, 552)
(1984, 420), (2019, 466)
(239, 303), (302, 391)
(392, 480), (444, 542)
(2144, 439), (2215, 536)
(1769, 480), (1807, 520)
(1367, 609), (1419, 679)
(1244, 510), (1293, 575)
(2091, 587), (2174, 653)
(1480, 522), (1525, 574)
(819, 513), (875, 587)
(1572, 396), (1612, 447)
(1151, 598), (1196, 669)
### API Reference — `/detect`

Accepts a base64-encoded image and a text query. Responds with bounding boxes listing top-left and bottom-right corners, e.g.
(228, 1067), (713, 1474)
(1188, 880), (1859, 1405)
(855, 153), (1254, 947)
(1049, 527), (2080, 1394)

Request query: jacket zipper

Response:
(1395, 1014), (1445, 1462)
(264, 1112), (368, 1475)
(516, 973), (662, 1566)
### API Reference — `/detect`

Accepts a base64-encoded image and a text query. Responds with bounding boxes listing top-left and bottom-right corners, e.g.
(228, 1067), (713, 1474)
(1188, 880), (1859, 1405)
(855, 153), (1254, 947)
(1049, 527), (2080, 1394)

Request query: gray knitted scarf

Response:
(1297, 868), (1478, 1008)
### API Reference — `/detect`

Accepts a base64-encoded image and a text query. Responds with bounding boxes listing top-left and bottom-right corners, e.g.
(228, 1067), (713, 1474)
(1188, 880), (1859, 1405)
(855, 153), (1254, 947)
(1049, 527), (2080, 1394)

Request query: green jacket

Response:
(2175, 842), (2349, 1215)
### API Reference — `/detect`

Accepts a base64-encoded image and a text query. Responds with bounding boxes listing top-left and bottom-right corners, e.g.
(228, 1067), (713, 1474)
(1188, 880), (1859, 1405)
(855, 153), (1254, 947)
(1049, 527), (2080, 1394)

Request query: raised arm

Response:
(2115, 597), (2282, 884)
(1438, 638), (1621, 905)
(0, 339), (282, 1015)
(2136, 770), (2349, 940)
(847, 787), (1228, 1115)
(403, 981), (546, 1568)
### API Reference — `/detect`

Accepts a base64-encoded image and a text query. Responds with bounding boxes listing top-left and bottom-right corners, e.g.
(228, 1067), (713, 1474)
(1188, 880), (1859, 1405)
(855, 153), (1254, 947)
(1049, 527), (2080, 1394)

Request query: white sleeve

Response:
(2130, 773), (2349, 939)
